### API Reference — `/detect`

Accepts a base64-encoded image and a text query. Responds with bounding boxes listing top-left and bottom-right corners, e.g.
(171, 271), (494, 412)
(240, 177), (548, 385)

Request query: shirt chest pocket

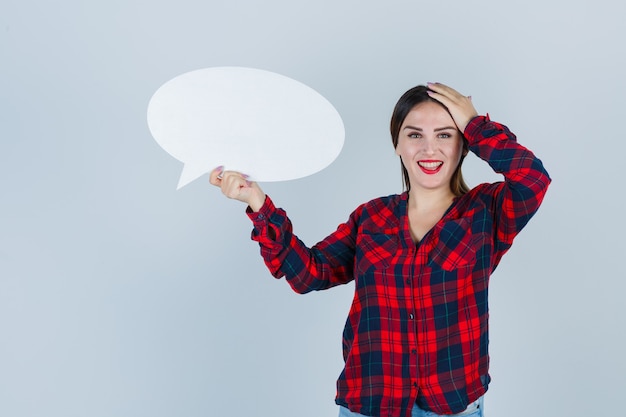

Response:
(356, 232), (398, 273)
(427, 218), (476, 272)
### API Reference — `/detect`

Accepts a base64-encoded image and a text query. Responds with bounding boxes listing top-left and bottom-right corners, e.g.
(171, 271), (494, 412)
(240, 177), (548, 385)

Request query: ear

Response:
(461, 141), (469, 157)
(394, 139), (403, 156)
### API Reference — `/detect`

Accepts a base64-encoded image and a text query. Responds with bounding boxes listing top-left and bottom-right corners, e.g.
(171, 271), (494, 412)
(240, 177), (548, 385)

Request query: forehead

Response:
(402, 101), (455, 127)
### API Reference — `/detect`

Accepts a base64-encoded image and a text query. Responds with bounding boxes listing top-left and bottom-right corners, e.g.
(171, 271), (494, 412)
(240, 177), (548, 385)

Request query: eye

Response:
(437, 132), (452, 139)
(408, 132), (422, 139)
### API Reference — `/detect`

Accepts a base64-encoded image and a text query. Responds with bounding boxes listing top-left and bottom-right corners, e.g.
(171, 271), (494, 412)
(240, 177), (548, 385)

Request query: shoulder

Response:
(452, 182), (506, 215)
(349, 193), (405, 229)
(467, 182), (505, 198)
(358, 193), (404, 213)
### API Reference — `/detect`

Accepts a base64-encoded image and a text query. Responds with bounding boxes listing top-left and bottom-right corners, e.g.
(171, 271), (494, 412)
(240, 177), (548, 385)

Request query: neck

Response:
(408, 187), (455, 212)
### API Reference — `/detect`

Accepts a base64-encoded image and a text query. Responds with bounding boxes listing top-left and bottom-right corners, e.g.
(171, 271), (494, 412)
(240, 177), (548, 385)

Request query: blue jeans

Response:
(338, 396), (484, 417)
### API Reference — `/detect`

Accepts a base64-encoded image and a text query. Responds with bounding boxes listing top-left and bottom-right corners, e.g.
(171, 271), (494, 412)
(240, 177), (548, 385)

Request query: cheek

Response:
(456, 147), (464, 162)
(395, 141), (409, 157)
(452, 141), (464, 161)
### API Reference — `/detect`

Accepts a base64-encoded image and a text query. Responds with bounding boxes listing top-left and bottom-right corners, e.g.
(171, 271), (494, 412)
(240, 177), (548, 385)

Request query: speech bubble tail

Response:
(177, 164), (209, 190)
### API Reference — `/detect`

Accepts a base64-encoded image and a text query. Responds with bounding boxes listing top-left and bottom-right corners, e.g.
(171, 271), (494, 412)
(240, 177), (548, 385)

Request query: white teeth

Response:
(418, 161), (443, 169)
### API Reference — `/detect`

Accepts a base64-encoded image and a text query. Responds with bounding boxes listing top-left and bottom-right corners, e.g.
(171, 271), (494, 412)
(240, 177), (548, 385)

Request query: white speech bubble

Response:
(147, 67), (345, 189)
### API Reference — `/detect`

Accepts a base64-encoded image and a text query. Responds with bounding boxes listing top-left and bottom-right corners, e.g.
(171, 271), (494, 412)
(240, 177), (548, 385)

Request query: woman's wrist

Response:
(248, 193), (267, 212)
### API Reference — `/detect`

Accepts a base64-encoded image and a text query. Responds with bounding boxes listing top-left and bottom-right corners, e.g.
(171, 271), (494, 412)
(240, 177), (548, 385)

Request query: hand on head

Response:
(426, 83), (478, 133)
(209, 166), (266, 212)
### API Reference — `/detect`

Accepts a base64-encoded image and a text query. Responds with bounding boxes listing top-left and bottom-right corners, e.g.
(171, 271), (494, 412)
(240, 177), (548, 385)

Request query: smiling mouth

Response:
(418, 161), (443, 172)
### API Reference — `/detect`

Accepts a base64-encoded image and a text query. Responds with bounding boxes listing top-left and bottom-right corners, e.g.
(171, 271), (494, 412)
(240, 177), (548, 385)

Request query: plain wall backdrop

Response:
(1, 1), (624, 416)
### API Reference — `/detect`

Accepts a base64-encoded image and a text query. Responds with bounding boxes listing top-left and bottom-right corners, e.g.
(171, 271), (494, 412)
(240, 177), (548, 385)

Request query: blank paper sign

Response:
(147, 67), (345, 189)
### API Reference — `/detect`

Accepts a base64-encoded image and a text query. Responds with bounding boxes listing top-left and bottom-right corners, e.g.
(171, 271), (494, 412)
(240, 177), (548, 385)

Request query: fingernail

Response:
(242, 174), (250, 179)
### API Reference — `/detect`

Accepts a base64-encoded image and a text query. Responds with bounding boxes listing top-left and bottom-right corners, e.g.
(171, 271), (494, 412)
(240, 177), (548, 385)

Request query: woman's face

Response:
(395, 101), (464, 193)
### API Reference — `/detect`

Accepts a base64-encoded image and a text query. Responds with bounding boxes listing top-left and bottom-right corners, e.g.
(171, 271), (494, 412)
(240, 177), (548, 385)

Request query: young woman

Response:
(209, 83), (551, 417)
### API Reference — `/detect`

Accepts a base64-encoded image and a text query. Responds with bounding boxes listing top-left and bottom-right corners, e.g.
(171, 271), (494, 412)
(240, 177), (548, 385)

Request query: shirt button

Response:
(406, 278), (411, 285)
(258, 214), (265, 220)
(409, 314), (414, 319)
(411, 349), (417, 354)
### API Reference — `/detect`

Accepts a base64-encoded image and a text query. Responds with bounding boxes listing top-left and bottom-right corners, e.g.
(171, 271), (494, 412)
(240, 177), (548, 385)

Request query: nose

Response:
(421, 137), (437, 155)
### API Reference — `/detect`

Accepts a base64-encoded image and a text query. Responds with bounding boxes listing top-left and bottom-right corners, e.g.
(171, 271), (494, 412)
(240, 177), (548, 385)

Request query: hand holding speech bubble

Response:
(147, 67), (345, 189)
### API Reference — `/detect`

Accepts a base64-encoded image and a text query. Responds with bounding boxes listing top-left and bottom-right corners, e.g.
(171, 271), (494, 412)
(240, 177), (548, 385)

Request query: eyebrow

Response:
(403, 125), (457, 132)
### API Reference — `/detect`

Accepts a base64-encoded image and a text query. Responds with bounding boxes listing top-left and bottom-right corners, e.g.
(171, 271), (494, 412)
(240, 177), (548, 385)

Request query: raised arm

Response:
(426, 83), (551, 253)
(464, 116), (551, 252)
(209, 166), (357, 293)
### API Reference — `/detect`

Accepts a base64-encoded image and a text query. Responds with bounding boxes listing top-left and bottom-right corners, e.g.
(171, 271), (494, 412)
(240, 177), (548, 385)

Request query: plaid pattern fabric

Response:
(247, 115), (550, 417)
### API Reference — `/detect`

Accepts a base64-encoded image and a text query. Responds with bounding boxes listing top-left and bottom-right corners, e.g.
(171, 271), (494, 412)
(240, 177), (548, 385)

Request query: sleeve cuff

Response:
(246, 195), (275, 223)
(464, 114), (491, 142)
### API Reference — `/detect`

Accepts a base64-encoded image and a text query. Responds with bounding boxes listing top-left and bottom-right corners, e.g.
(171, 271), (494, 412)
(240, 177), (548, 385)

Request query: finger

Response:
(220, 174), (241, 198)
(427, 82), (464, 100)
(218, 170), (249, 185)
(208, 166), (225, 186)
(426, 84), (477, 133)
(427, 84), (472, 108)
(426, 89), (458, 111)
(428, 84), (471, 110)
(220, 171), (251, 199)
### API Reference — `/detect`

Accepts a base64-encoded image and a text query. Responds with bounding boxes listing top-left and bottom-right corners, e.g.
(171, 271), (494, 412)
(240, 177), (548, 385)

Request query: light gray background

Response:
(1, 1), (624, 416)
